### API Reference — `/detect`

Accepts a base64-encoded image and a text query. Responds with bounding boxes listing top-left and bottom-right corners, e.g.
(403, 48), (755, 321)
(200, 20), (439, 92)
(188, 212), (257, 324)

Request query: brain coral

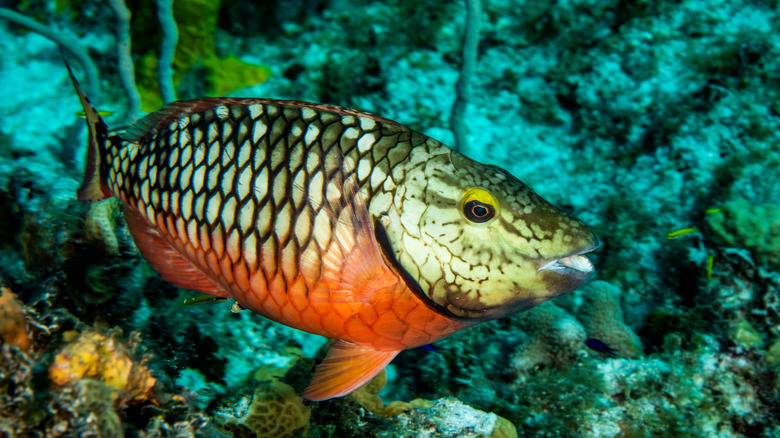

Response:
(579, 280), (643, 358)
(511, 302), (586, 374)
(220, 381), (311, 438)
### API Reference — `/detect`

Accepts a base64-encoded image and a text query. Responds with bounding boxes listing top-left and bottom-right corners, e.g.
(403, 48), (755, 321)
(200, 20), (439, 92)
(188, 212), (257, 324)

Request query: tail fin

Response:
(65, 59), (112, 202)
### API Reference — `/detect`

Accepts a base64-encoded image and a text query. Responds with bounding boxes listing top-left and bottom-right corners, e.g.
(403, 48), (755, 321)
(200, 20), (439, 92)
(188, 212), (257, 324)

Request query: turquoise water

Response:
(0, 0), (778, 436)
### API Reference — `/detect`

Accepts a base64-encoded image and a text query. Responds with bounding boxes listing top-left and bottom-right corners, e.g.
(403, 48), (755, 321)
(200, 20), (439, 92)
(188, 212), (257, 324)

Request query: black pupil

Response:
(464, 200), (494, 223)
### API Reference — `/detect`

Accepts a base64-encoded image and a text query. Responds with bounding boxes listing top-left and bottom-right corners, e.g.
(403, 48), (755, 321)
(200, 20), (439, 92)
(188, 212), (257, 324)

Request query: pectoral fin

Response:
(297, 173), (398, 304)
(302, 340), (399, 401)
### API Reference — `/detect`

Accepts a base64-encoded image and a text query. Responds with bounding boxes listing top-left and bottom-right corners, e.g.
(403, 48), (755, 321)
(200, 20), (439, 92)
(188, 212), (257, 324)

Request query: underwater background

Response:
(0, 0), (779, 436)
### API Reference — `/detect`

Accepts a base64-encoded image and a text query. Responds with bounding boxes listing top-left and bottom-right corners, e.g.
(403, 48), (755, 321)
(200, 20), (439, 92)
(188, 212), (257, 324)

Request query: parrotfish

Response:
(68, 62), (598, 401)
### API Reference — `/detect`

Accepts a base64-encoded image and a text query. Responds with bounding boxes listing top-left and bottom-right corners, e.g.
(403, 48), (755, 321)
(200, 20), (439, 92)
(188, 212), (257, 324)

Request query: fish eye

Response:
(461, 188), (498, 224)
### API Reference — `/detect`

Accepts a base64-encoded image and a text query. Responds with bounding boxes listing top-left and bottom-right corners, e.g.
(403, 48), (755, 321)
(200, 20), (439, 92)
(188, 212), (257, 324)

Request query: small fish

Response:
(67, 60), (598, 400)
(417, 344), (442, 353)
(76, 109), (114, 118)
(666, 227), (698, 239)
(181, 294), (229, 306)
(585, 338), (618, 357)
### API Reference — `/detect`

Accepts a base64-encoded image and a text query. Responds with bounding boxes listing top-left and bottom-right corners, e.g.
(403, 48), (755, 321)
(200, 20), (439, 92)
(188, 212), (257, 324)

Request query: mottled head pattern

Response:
(374, 139), (598, 322)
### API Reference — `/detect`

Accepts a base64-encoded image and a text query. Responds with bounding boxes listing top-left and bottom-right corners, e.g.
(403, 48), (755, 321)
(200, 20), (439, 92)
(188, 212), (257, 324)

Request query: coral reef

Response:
(332, 360), (516, 437)
(706, 198), (780, 268)
(0, 340), (35, 432)
(1, 0), (780, 435)
(47, 379), (125, 438)
(510, 280), (642, 376)
(394, 397), (516, 438)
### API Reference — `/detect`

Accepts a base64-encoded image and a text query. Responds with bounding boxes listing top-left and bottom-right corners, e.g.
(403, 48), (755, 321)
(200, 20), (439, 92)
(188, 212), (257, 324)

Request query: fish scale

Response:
(102, 98), (460, 354)
(69, 60), (598, 400)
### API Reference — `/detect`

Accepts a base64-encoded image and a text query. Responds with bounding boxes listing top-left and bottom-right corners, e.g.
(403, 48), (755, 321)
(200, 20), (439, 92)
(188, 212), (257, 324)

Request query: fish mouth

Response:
(538, 253), (594, 275)
(537, 245), (597, 281)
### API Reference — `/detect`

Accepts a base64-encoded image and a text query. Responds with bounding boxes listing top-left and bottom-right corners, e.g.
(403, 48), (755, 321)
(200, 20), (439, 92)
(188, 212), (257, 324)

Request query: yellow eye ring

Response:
(461, 188), (499, 224)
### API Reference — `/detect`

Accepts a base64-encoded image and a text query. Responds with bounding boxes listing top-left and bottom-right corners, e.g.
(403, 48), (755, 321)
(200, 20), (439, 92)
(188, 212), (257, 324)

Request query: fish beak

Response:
(536, 252), (595, 296)
(537, 253), (594, 276)
(537, 236), (599, 285)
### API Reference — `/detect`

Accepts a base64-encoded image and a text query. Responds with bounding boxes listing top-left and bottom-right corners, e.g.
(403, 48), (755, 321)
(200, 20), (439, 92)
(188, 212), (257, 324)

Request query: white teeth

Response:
(539, 255), (593, 273)
(559, 255), (593, 273)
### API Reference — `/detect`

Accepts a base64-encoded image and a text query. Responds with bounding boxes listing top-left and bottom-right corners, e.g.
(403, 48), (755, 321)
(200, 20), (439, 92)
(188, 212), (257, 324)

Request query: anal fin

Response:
(123, 208), (230, 298)
(303, 340), (399, 401)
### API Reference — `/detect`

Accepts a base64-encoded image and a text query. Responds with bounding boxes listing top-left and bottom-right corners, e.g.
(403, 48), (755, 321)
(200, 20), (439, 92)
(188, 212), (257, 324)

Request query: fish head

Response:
(379, 143), (598, 322)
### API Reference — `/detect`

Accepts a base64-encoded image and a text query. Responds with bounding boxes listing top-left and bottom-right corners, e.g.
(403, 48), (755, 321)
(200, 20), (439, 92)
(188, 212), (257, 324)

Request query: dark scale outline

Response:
(110, 98), (470, 316)
(252, 106), (288, 283)
(187, 143), (209, 199)
(272, 117), (313, 289)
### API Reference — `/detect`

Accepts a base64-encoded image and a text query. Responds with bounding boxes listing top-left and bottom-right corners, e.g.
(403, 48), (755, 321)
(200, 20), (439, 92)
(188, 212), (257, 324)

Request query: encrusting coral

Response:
(48, 327), (157, 407)
(348, 368), (427, 417)
(511, 302), (586, 374)
(132, 0), (271, 110)
(579, 280), (643, 358)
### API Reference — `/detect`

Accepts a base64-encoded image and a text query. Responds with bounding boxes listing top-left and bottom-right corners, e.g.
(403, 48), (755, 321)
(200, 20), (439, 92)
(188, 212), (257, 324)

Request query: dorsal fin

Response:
(121, 97), (403, 143)
(121, 98), (232, 143)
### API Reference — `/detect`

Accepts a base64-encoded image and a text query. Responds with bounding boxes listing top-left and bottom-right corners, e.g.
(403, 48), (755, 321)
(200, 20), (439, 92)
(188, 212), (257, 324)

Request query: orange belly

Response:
(123, 189), (467, 401)
(126, 204), (467, 349)
(229, 270), (466, 351)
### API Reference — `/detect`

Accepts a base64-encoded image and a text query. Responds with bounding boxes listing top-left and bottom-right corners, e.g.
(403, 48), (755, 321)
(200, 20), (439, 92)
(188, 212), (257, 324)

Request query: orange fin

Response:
(303, 340), (399, 401)
(123, 208), (230, 297)
(298, 167), (398, 304)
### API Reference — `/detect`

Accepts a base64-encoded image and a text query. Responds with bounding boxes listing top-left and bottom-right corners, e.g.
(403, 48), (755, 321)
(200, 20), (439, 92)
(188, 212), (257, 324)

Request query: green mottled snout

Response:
(377, 139), (598, 322)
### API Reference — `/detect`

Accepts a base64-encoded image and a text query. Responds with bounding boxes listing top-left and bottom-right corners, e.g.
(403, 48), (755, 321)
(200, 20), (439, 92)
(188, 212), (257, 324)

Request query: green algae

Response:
(130, 0), (270, 111)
